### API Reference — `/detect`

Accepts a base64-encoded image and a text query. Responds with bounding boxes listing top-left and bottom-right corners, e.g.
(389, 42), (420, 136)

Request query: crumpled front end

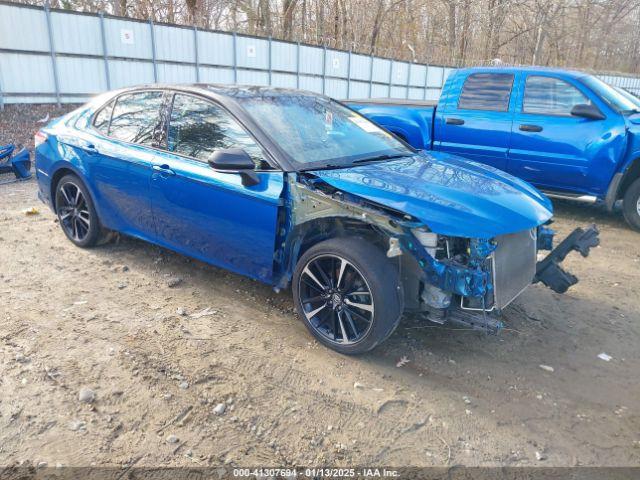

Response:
(279, 172), (600, 334)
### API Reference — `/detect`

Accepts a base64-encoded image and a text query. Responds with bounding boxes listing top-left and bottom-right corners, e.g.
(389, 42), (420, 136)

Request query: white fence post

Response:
(149, 19), (158, 82)
(99, 12), (111, 90)
(193, 26), (200, 83)
(44, 2), (61, 106)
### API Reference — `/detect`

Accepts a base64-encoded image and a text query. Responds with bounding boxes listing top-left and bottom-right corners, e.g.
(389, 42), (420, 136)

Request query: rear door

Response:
(508, 74), (610, 192)
(435, 72), (516, 171)
(150, 92), (284, 283)
(86, 90), (165, 236)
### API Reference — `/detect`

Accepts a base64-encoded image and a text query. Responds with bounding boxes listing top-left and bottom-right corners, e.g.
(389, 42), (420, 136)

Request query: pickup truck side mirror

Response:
(208, 148), (260, 187)
(571, 103), (605, 120)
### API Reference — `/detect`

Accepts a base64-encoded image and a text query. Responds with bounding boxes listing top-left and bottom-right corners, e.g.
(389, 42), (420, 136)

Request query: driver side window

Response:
(167, 93), (266, 167)
(523, 76), (590, 116)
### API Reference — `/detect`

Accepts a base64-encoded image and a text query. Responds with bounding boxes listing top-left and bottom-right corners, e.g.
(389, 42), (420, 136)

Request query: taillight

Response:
(34, 131), (48, 148)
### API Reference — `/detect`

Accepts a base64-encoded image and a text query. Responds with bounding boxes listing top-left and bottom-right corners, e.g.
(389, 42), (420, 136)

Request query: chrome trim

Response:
(542, 191), (598, 203)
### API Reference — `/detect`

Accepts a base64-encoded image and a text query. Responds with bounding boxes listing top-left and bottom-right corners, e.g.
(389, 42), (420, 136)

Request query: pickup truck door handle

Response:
(445, 117), (465, 125)
(152, 164), (176, 177)
(519, 124), (543, 132)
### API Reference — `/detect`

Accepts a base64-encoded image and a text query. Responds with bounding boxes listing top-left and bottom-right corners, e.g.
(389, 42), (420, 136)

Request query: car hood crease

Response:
(308, 153), (553, 239)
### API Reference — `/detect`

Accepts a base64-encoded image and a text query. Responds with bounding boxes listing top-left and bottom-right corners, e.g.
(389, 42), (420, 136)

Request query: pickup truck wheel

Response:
(55, 174), (102, 248)
(293, 237), (403, 355)
(622, 178), (640, 231)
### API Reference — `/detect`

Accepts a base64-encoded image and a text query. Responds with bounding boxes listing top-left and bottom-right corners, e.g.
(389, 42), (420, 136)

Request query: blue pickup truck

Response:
(348, 67), (640, 230)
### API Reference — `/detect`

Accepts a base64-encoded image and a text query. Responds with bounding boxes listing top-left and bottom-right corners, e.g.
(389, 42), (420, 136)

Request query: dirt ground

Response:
(0, 105), (639, 470)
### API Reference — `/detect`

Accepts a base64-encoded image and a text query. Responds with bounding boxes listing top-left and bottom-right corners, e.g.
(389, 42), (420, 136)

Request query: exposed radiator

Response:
(492, 228), (537, 309)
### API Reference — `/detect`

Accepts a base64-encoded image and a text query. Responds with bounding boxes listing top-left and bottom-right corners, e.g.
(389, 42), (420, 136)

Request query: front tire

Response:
(622, 178), (640, 231)
(55, 174), (102, 248)
(292, 237), (403, 355)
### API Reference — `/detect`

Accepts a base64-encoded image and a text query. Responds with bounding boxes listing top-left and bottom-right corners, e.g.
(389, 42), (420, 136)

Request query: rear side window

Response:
(93, 100), (114, 134)
(458, 73), (514, 111)
(108, 91), (164, 146)
(167, 93), (265, 166)
(523, 76), (590, 115)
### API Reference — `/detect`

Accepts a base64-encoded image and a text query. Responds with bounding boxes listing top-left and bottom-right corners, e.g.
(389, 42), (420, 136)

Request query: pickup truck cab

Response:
(348, 67), (640, 230)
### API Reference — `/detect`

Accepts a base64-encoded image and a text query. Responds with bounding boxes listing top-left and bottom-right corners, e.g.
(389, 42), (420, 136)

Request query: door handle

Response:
(152, 164), (176, 176)
(519, 124), (543, 132)
(83, 144), (98, 154)
(446, 117), (465, 125)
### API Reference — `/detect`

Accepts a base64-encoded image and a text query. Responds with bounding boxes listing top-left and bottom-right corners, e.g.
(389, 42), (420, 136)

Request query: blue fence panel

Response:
(371, 83), (390, 98)
(199, 66), (234, 84)
(349, 54), (371, 81)
(349, 80), (369, 98)
(0, 52), (55, 94)
(157, 63), (197, 83)
(325, 49), (349, 78)
(3, 1), (639, 107)
(57, 56), (106, 93)
(0, 4), (49, 52)
(155, 24), (195, 63)
(197, 30), (233, 66)
(103, 17), (153, 60)
(410, 64), (427, 86)
(237, 70), (269, 86)
(272, 72), (297, 88)
(391, 61), (409, 86)
(371, 58), (391, 83)
(271, 41), (297, 72)
(299, 75), (323, 94)
(426, 66), (445, 88)
(108, 59), (155, 88)
(51, 11), (102, 56)
(390, 86), (408, 99)
(236, 36), (269, 70)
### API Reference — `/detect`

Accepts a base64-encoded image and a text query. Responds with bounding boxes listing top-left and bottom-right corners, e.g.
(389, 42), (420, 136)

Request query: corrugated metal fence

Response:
(1, 1), (640, 108)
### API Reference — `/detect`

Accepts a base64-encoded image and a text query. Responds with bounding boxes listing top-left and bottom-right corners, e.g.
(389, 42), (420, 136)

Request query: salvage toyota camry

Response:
(35, 85), (600, 354)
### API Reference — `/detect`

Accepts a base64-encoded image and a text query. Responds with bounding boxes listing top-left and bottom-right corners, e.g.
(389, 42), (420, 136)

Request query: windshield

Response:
(581, 75), (639, 113)
(235, 94), (412, 170)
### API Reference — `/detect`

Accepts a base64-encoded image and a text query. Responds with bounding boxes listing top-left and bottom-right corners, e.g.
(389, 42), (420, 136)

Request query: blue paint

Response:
(348, 66), (640, 207)
(309, 153), (552, 239)
(35, 85), (560, 304)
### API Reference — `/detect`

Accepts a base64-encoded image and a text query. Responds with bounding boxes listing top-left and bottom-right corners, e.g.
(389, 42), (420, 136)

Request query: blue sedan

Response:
(34, 85), (598, 354)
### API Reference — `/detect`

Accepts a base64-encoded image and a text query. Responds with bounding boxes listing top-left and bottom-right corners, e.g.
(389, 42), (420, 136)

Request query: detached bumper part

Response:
(534, 224), (600, 293)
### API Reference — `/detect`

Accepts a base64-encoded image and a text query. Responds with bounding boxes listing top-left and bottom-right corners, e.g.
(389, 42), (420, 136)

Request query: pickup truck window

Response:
(581, 75), (639, 113)
(523, 76), (589, 116)
(235, 95), (411, 170)
(167, 93), (266, 166)
(458, 73), (514, 111)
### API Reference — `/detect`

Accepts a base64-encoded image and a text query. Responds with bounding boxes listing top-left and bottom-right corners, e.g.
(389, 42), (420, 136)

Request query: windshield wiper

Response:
(351, 153), (412, 165)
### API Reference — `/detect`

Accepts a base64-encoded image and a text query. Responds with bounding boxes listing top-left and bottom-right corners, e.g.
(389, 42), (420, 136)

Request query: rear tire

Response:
(292, 237), (403, 355)
(622, 178), (640, 231)
(55, 174), (102, 248)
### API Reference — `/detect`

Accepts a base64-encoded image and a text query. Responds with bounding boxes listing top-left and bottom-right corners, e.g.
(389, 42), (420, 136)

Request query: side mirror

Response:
(207, 148), (259, 187)
(571, 103), (605, 120)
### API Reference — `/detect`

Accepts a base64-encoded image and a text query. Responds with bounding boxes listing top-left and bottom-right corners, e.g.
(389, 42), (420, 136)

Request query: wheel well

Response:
(295, 217), (389, 262)
(619, 159), (640, 199)
(50, 168), (76, 212)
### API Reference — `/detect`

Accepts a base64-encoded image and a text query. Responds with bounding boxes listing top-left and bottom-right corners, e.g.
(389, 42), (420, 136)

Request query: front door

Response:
(435, 72), (516, 171)
(508, 74), (610, 193)
(150, 92), (284, 283)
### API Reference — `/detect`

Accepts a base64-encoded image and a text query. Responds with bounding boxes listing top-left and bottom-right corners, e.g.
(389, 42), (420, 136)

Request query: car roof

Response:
(115, 83), (323, 100)
(455, 66), (589, 79)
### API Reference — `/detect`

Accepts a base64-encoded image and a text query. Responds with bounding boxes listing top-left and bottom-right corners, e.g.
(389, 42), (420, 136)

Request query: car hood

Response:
(308, 152), (553, 239)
